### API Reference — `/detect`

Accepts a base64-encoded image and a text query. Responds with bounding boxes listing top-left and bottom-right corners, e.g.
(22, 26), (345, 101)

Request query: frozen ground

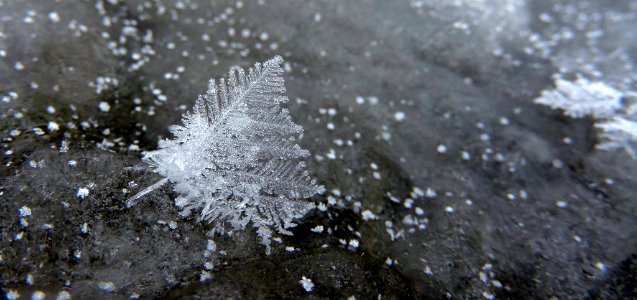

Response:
(1, 0), (636, 299)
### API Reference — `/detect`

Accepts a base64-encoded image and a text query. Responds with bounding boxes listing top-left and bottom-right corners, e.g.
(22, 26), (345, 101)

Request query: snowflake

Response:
(127, 56), (324, 253)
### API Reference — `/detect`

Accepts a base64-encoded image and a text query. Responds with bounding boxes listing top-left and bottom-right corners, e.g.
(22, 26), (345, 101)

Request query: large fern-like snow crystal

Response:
(128, 56), (325, 253)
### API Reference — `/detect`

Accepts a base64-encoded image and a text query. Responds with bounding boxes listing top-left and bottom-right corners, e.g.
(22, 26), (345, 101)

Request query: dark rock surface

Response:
(1, 0), (636, 299)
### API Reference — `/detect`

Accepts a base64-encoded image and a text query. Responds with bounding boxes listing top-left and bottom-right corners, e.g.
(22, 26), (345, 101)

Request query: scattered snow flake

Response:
(47, 106), (56, 114)
(5, 290), (20, 300)
(355, 96), (365, 104)
(491, 280), (503, 288)
(394, 111), (406, 122)
(19, 206), (32, 217)
(482, 291), (495, 300)
(207, 239), (217, 252)
(285, 246), (297, 252)
(49, 11), (60, 23)
(204, 262), (214, 270)
(361, 210), (378, 221)
(48, 121), (60, 132)
(415, 207), (425, 215)
(424, 265), (433, 276)
(445, 206), (454, 213)
(81, 223), (89, 234)
(77, 187), (90, 199)
(595, 262), (606, 272)
(385, 257), (394, 266)
(98, 281), (116, 292)
(425, 188), (437, 198)
(556, 201), (568, 208)
(200, 271), (213, 282)
(32, 291), (46, 300)
(68, 160), (77, 167)
(57, 291), (72, 300)
(168, 221), (178, 230)
(98, 101), (111, 112)
(299, 276), (314, 292)
(33, 127), (45, 135)
(461, 151), (471, 160)
(373, 171), (382, 180)
(479, 271), (488, 283)
(14, 62), (25, 70)
(348, 239), (359, 250)
(436, 144), (447, 153)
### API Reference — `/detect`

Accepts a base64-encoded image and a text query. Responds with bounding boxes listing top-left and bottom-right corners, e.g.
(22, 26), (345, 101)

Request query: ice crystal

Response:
(595, 116), (637, 158)
(535, 76), (637, 158)
(128, 56), (324, 253)
(534, 77), (622, 119)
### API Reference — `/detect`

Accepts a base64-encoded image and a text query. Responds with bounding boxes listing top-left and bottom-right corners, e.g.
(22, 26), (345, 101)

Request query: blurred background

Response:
(0, 0), (636, 299)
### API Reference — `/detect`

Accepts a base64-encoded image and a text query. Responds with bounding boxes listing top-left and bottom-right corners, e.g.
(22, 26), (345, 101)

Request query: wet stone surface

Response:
(1, 0), (636, 299)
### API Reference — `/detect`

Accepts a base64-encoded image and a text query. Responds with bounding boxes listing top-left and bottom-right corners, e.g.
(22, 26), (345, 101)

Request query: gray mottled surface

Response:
(1, 0), (636, 299)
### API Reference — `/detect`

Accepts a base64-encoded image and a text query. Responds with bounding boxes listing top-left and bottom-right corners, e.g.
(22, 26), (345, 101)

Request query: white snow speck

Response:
(48, 11), (60, 23)
(348, 239), (359, 250)
(310, 225), (324, 233)
(361, 210), (378, 221)
(32, 291), (46, 300)
(77, 187), (90, 199)
(98, 101), (111, 112)
(299, 276), (314, 292)
(5, 290), (19, 300)
(57, 291), (72, 300)
(48, 121), (60, 132)
(394, 111), (405, 122)
(424, 265), (433, 275)
(556, 201), (568, 208)
(437, 144), (447, 153)
(19, 206), (32, 217)
(595, 262), (606, 272)
(168, 221), (178, 230)
(98, 281), (115, 292)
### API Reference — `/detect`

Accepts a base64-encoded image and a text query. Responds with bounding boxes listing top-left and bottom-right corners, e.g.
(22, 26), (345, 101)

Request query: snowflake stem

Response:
(126, 178), (169, 208)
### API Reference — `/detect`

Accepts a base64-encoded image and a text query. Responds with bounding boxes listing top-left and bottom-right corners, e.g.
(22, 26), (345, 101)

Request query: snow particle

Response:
(19, 206), (32, 217)
(437, 144), (447, 154)
(98, 101), (111, 112)
(299, 276), (314, 292)
(98, 281), (116, 292)
(77, 187), (90, 199)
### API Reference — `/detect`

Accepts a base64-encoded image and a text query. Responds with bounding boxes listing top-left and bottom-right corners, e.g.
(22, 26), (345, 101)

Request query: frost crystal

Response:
(128, 56), (324, 253)
(535, 76), (637, 158)
(595, 116), (637, 158)
(534, 77), (622, 119)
